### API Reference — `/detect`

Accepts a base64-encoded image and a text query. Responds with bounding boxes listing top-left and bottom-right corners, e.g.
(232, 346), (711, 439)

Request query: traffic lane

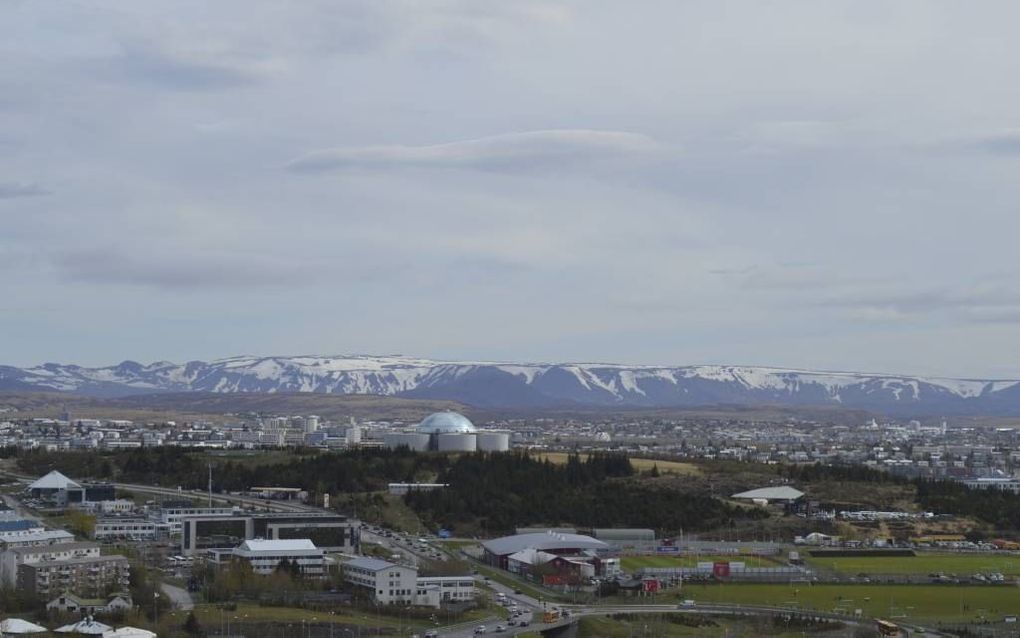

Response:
(360, 529), (444, 565)
(476, 575), (544, 611)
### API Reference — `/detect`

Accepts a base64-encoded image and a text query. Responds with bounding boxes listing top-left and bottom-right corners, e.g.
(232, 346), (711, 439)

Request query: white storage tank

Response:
(476, 431), (510, 452)
(383, 432), (430, 451)
(436, 433), (477, 452)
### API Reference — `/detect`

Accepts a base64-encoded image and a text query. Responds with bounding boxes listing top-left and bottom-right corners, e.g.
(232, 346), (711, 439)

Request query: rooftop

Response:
(28, 470), (81, 491)
(731, 486), (805, 501)
(416, 411), (476, 435)
(10, 541), (99, 555)
(238, 539), (319, 552)
(344, 556), (410, 572)
(482, 532), (609, 556)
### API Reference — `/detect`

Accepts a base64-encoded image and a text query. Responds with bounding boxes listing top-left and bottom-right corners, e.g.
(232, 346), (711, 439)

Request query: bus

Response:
(876, 619), (901, 636)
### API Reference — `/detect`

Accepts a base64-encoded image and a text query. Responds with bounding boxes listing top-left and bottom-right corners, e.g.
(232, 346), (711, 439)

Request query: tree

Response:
(183, 611), (205, 636)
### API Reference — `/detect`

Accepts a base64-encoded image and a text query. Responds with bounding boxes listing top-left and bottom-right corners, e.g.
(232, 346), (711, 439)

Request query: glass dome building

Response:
(416, 411), (477, 435)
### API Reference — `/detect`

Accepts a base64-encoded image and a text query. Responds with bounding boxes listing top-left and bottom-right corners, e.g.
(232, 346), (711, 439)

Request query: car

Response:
(474, 626), (487, 634)
(513, 588), (522, 594)
(495, 626), (506, 633)
(424, 632), (438, 638)
(518, 621), (529, 627)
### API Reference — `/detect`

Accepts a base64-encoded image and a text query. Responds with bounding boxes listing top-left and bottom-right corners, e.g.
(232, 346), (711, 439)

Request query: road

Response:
(160, 582), (195, 611)
(435, 600), (950, 638)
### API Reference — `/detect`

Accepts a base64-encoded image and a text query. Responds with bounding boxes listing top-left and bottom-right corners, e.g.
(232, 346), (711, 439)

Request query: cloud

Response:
(54, 249), (318, 289)
(816, 284), (1020, 321)
(108, 41), (263, 91)
(0, 182), (50, 199)
(287, 130), (661, 173)
(969, 129), (1020, 155)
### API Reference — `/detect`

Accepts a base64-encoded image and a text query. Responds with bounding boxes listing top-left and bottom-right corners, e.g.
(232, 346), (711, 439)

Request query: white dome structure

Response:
(416, 411), (476, 435)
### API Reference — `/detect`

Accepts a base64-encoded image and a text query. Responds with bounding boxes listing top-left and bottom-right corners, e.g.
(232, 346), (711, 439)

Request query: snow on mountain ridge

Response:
(5, 355), (1020, 413)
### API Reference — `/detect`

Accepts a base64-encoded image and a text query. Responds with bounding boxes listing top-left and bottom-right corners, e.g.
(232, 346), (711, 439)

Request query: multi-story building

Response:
(0, 529), (74, 551)
(1, 541), (100, 586)
(156, 506), (237, 535)
(343, 557), (418, 605)
(94, 518), (158, 541)
(181, 513), (359, 556)
(414, 575), (475, 603)
(18, 554), (130, 597)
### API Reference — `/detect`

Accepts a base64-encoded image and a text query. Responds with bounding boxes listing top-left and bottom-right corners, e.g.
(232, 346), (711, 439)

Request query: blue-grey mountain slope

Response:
(2, 355), (1018, 415)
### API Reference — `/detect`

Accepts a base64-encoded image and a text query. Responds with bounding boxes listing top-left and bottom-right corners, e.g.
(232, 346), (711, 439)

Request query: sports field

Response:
(806, 553), (1020, 576)
(534, 452), (700, 475)
(683, 583), (1020, 622)
(621, 554), (782, 572)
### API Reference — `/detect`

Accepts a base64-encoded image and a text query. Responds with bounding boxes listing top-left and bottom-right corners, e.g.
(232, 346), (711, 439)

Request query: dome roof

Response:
(417, 411), (476, 434)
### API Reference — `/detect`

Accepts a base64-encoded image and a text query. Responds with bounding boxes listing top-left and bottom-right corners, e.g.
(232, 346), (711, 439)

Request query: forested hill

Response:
(11, 447), (763, 535)
(11, 447), (1020, 535)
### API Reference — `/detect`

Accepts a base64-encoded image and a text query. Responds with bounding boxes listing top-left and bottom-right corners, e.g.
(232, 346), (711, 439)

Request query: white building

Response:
(222, 539), (325, 578)
(0, 529), (75, 550)
(343, 557), (418, 605)
(342, 557), (471, 608)
(415, 575), (475, 603)
(94, 518), (158, 541)
(156, 506), (237, 535)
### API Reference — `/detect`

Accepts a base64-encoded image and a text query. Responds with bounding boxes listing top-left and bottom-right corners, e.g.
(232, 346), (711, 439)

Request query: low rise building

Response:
(0, 529), (75, 550)
(46, 593), (133, 615)
(94, 518), (158, 541)
(342, 558), (471, 608)
(414, 575), (475, 603)
(343, 557), (418, 606)
(212, 539), (325, 578)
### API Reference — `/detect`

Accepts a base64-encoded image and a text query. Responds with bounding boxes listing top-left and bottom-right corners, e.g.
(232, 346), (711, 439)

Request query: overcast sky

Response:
(3, 1), (1020, 377)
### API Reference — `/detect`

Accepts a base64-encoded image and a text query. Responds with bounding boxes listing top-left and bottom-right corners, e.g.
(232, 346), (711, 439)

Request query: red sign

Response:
(642, 578), (660, 593)
(712, 562), (730, 578)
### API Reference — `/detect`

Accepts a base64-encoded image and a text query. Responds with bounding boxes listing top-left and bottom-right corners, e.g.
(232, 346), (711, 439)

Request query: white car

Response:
(474, 626), (487, 634)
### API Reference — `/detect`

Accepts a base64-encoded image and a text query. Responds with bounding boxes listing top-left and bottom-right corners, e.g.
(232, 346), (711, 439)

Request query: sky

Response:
(3, 1), (1020, 378)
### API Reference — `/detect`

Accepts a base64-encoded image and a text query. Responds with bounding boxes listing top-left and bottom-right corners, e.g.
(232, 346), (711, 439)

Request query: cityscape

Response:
(4, 1), (1020, 637)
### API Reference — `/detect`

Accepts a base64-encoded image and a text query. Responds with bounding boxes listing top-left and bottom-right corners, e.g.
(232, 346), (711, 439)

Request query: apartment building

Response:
(18, 554), (130, 597)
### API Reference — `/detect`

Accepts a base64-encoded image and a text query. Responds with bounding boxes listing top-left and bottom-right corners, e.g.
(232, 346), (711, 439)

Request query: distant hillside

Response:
(3, 354), (1020, 415)
(0, 391), (468, 422)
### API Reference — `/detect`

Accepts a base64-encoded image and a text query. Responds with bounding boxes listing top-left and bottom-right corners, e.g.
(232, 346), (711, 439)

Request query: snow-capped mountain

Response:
(3, 355), (1020, 415)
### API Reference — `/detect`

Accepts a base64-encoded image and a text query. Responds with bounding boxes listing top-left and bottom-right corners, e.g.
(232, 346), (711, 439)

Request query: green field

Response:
(621, 554), (782, 572)
(806, 553), (1020, 576)
(577, 614), (845, 638)
(683, 583), (1020, 622)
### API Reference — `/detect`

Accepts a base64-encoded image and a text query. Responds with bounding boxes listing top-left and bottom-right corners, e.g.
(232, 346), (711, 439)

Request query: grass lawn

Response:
(621, 554), (783, 572)
(682, 583), (1020, 622)
(533, 453), (700, 476)
(170, 603), (428, 628)
(438, 539), (480, 550)
(167, 602), (493, 632)
(805, 553), (1020, 576)
(577, 614), (840, 638)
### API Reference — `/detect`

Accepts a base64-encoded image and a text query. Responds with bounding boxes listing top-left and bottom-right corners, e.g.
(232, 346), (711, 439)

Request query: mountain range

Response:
(3, 355), (1020, 415)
